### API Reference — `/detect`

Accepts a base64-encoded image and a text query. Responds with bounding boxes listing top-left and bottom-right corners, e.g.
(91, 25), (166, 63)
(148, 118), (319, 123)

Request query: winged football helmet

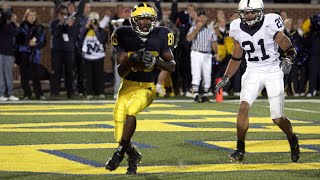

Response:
(130, 3), (157, 37)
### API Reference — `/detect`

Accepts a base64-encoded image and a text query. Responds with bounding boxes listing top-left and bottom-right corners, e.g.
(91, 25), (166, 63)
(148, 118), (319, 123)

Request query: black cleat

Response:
(201, 96), (210, 103)
(105, 151), (124, 171)
(229, 150), (244, 163)
(126, 150), (142, 175)
(194, 95), (201, 103)
(290, 134), (300, 162)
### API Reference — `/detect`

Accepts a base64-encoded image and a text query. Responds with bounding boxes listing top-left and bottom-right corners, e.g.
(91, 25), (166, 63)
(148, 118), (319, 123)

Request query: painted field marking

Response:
(0, 118), (311, 128)
(0, 110), (236, 116)
(283, 107), (320, 114)
(0, 118), (317, 134)
(0, 143), (319, 175)
(0, 103), (177, 111)
(198, 139), (320, 153)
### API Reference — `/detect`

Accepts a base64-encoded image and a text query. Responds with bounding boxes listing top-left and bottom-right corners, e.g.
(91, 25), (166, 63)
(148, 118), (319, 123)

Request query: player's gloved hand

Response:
(141, 50), (156, 68)
(281, 57), (293, 75)
(128, 51), (140, 64)
(128, 48), (145, 65)
(214, 75), (230, 94)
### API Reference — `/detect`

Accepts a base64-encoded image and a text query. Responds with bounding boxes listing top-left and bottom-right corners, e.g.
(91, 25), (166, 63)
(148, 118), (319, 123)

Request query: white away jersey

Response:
(230, 13), (284, 73)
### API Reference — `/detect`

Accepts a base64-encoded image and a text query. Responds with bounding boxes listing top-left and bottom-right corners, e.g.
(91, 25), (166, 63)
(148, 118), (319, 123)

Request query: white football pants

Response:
(240, 69), (285, 119)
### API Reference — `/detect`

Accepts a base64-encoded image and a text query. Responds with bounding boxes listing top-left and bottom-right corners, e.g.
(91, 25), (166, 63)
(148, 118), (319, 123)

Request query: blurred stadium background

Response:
(0, 1), (319, 95)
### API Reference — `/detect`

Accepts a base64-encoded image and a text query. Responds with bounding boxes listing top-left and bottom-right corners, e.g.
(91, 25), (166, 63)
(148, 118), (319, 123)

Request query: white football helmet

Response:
(238, 0), (264, 27)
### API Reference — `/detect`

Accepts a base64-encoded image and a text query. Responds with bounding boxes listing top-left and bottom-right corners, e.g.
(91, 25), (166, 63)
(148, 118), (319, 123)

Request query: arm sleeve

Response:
(111, 28), (125, 53)
(187, 25), (195, 35)
(10, 22), (19, 37)
(170, 1), (178, 23)
(212, 31), (217, 42)
(99, 15), (111, 29)
(96, 28), (107, 44)
(80, 27), (89, 44)
(155, 1), (162, 21)
(229, 20), (240, 43)
(53, 0), (62, 9)
(35, 25), (46, 49)
(267, 13), (284, 36)
(161, 27), (174, 54)
(75, 0), (88, 18)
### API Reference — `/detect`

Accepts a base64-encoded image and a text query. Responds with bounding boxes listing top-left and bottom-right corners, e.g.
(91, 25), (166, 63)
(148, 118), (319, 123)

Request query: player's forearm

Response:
(276, 32), (297, 62)
(279, 37), (297, 63)
(224, 59), (241, 78)
(277, 33), (292, 52)
(116, 52), (134, 78)
(156, 58), (176, 73)
(117, 63), (132, 78)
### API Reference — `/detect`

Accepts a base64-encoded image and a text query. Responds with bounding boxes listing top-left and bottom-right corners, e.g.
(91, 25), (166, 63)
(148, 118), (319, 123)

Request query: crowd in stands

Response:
(10, 0), (315, 3)
(0, 0), (319, 101)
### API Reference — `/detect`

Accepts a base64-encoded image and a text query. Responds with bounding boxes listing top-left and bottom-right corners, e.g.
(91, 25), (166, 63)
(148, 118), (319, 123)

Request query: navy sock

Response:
(117, 139), (130, 156)
(237, 140), (245, 153)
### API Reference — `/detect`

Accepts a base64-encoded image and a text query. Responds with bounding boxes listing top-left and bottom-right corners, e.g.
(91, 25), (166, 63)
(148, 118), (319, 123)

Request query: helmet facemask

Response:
(130, 15), (157, 37)
(130, 3), (157, 37)
(238, 9), (264, 27)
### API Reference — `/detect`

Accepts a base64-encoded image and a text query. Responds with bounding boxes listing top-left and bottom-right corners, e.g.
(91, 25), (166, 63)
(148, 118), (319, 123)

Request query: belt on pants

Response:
(192, 50), (210, 54)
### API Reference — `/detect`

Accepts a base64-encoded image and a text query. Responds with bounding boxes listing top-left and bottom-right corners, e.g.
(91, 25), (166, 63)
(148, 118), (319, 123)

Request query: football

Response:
(132, 61), (147, 71)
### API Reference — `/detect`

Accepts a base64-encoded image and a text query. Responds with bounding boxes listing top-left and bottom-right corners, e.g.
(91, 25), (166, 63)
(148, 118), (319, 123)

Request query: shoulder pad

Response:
(265, 13), (284, 33)
(230, 18), (241, 31)
(155, 26), (171, 34)
(229, 18), (241, 41)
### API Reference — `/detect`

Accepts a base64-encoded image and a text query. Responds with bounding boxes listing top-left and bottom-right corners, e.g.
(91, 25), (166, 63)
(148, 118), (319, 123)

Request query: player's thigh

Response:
(240, 71), (262, 106)
(113, 85), (132, 142)
(265, 71), (284, 119)
(126, 85), (156, 116)
(265, 71), (284, 98)
(113, 84), (131, 121)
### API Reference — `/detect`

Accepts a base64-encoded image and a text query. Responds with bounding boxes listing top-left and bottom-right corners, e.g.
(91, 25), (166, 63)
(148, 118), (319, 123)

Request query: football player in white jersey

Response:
(215, 0), (300, 163)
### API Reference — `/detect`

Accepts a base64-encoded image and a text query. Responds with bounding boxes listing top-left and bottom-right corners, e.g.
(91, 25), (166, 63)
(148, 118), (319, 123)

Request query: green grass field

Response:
(0, 99), (319, 179)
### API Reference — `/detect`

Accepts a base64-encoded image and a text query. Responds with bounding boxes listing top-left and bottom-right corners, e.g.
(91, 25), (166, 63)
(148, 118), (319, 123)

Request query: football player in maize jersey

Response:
(105, 3), (175, 174)
(215, 0), (300, 163)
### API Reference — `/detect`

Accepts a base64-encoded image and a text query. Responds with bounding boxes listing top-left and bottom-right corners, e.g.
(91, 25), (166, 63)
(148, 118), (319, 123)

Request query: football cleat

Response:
(156, 88), (166, 98)
(229, 150), (245, 163)
(290, 134), (300, 162)
(126, 149), (142, 175)
(105, 151), (124, 171)
(194, 95), (201, 103)
(201, 96), (210, 103)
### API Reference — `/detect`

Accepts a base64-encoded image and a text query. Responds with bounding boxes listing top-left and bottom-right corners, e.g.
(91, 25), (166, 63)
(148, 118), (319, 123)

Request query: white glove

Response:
(214, 76), (230, 94)
(281, 58), (293, 75)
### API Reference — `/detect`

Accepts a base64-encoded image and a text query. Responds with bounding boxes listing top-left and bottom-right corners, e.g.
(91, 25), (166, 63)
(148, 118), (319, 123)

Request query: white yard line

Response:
(0, 99), (319, 104)
(225, 99), (320, 113)
(224, 99), (320, 103)
(283, 107), (320, 113)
